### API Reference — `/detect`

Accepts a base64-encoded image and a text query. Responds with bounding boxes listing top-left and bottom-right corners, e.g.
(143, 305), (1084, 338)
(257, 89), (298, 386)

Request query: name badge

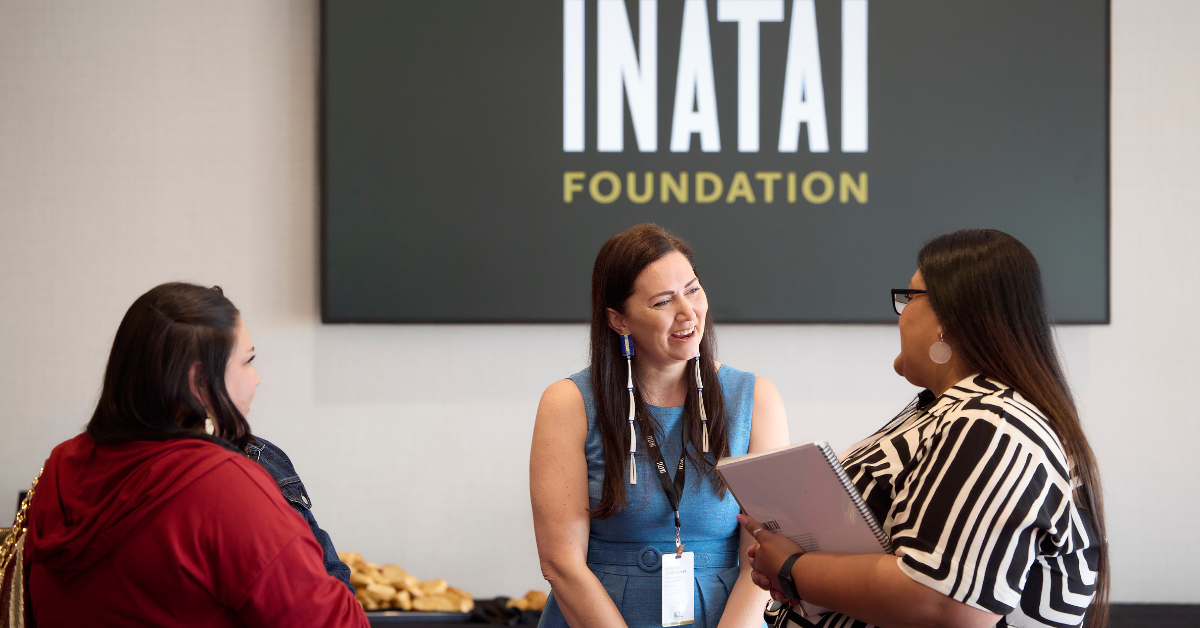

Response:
(661, 551), (695, 626)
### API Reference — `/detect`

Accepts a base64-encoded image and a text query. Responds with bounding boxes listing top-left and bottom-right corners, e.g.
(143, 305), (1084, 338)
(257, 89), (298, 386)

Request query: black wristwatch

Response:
(777, 552), (804, 600)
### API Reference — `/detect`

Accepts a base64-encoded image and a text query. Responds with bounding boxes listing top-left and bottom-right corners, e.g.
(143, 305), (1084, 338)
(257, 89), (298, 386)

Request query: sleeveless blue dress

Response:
(539, 365), (756, 628)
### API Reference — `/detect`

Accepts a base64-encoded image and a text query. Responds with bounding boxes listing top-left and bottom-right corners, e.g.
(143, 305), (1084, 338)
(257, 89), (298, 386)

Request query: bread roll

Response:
(341, 552), (473, 613)
(381, 564), (410, 587)
(364, 583), (397, 603)
(403, 581), (425, 598)
(419, 578), (448, 595)
(413, 594), (458, 612)
(444, 587), (474, 612)
(525, 590), (548, 611)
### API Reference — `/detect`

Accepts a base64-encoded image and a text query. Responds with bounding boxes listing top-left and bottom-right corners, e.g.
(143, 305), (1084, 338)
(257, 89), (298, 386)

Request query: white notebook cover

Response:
(717, 441), (892, 617)
(717, 440), (890, 554)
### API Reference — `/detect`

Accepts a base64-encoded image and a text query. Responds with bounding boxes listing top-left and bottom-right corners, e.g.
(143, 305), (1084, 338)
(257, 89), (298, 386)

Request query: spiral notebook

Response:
(716, 441), (892, 616)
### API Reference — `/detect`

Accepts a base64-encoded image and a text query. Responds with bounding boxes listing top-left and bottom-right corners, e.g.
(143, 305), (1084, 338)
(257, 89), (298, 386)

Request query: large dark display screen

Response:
(322, 0), (1108, 323)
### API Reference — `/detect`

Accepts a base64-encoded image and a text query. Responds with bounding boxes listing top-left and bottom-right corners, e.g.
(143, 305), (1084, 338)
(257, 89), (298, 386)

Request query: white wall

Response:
(0, 0), (1196, 602)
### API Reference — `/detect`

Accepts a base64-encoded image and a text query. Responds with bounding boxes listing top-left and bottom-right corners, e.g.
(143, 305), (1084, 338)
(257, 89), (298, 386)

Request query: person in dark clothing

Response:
(245, 436), (353, 592)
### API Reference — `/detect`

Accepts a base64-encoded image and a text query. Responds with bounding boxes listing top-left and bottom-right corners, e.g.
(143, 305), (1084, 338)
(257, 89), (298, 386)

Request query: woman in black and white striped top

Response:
(740, 229), (1108, 628)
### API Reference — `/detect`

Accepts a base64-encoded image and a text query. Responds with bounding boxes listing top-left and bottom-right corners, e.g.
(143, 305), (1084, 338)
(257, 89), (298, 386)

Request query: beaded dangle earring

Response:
(693, 356), (710, 453)
(621, 333), (637, 484)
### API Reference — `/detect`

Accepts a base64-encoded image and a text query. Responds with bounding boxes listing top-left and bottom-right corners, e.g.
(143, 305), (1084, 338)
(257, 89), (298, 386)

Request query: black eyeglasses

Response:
(891, 289), (926, 315)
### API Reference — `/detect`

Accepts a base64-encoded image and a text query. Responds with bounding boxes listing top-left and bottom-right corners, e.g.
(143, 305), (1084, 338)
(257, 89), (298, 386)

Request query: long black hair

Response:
(86, 282), (253, 450)
(918, 229), (1108, 628)
(588, 224), (728, 519)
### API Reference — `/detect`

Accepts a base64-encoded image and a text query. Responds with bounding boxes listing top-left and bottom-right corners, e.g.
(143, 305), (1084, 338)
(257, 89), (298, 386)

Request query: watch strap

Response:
(777, 552), (804, 600)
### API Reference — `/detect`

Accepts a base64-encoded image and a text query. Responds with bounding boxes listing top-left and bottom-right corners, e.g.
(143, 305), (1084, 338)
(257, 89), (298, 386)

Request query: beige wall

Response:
(1, 0), (1196, 602)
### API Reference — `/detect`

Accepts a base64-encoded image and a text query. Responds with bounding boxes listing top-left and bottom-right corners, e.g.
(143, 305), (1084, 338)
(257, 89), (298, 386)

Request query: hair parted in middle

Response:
(588, 223), (728, 519)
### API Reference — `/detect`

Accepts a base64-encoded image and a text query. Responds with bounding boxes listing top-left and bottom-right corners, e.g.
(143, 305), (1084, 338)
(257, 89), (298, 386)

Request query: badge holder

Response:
(661, 527), (694, 627)
(658, 443), (694, 626)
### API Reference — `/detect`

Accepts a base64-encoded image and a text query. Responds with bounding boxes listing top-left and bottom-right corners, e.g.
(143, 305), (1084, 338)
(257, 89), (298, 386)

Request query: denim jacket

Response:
(244, 437), (353, 593)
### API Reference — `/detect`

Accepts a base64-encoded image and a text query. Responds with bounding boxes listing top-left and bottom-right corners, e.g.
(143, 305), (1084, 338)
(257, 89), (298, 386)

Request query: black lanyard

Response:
(643, 415), (689, 556)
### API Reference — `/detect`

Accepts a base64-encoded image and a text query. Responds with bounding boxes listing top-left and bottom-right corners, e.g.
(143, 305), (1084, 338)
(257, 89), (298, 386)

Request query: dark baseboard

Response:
(363, 604), (1200, 628)
(1109, 603), (1200, 628)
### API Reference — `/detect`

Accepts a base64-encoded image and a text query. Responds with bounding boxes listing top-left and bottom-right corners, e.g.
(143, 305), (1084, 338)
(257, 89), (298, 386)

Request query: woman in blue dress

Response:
(531, 224), (789, 628)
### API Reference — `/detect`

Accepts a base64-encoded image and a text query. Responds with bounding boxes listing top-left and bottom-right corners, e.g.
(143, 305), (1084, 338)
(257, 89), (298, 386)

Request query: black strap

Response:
(643, 416), (689, 530)
(777, 552), (804, 599)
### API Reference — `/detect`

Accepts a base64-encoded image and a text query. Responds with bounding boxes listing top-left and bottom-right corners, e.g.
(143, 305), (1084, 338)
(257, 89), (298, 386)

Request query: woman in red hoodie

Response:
(23, 283), (368, 628)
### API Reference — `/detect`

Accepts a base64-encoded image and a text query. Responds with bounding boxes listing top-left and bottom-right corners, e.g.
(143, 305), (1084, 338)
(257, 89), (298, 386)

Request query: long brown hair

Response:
(86, 282), (254, 450)
(589, 224), (729, 519)
(919, 229), (1108, 627)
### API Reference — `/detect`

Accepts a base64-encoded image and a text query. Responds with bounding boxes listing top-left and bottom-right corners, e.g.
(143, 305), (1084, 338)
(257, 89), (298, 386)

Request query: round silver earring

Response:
(929, 333), (952, 365)
(204, 413), (216, 435)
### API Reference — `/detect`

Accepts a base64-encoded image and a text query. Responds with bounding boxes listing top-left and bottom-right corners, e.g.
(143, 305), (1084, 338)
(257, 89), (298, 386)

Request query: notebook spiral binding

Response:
(816, 442), (894, 554)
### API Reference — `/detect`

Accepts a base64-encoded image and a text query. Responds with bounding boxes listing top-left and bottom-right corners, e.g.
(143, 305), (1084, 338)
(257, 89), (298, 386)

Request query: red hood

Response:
(25, 433), (240, 574)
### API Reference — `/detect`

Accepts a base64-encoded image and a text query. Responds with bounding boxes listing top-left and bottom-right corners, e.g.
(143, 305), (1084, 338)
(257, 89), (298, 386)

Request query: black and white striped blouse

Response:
(813, 374), (1100, 628)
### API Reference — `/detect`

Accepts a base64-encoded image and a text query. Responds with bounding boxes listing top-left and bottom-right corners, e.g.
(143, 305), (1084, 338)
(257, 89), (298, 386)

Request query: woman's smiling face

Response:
(607, 251), (708, 367)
